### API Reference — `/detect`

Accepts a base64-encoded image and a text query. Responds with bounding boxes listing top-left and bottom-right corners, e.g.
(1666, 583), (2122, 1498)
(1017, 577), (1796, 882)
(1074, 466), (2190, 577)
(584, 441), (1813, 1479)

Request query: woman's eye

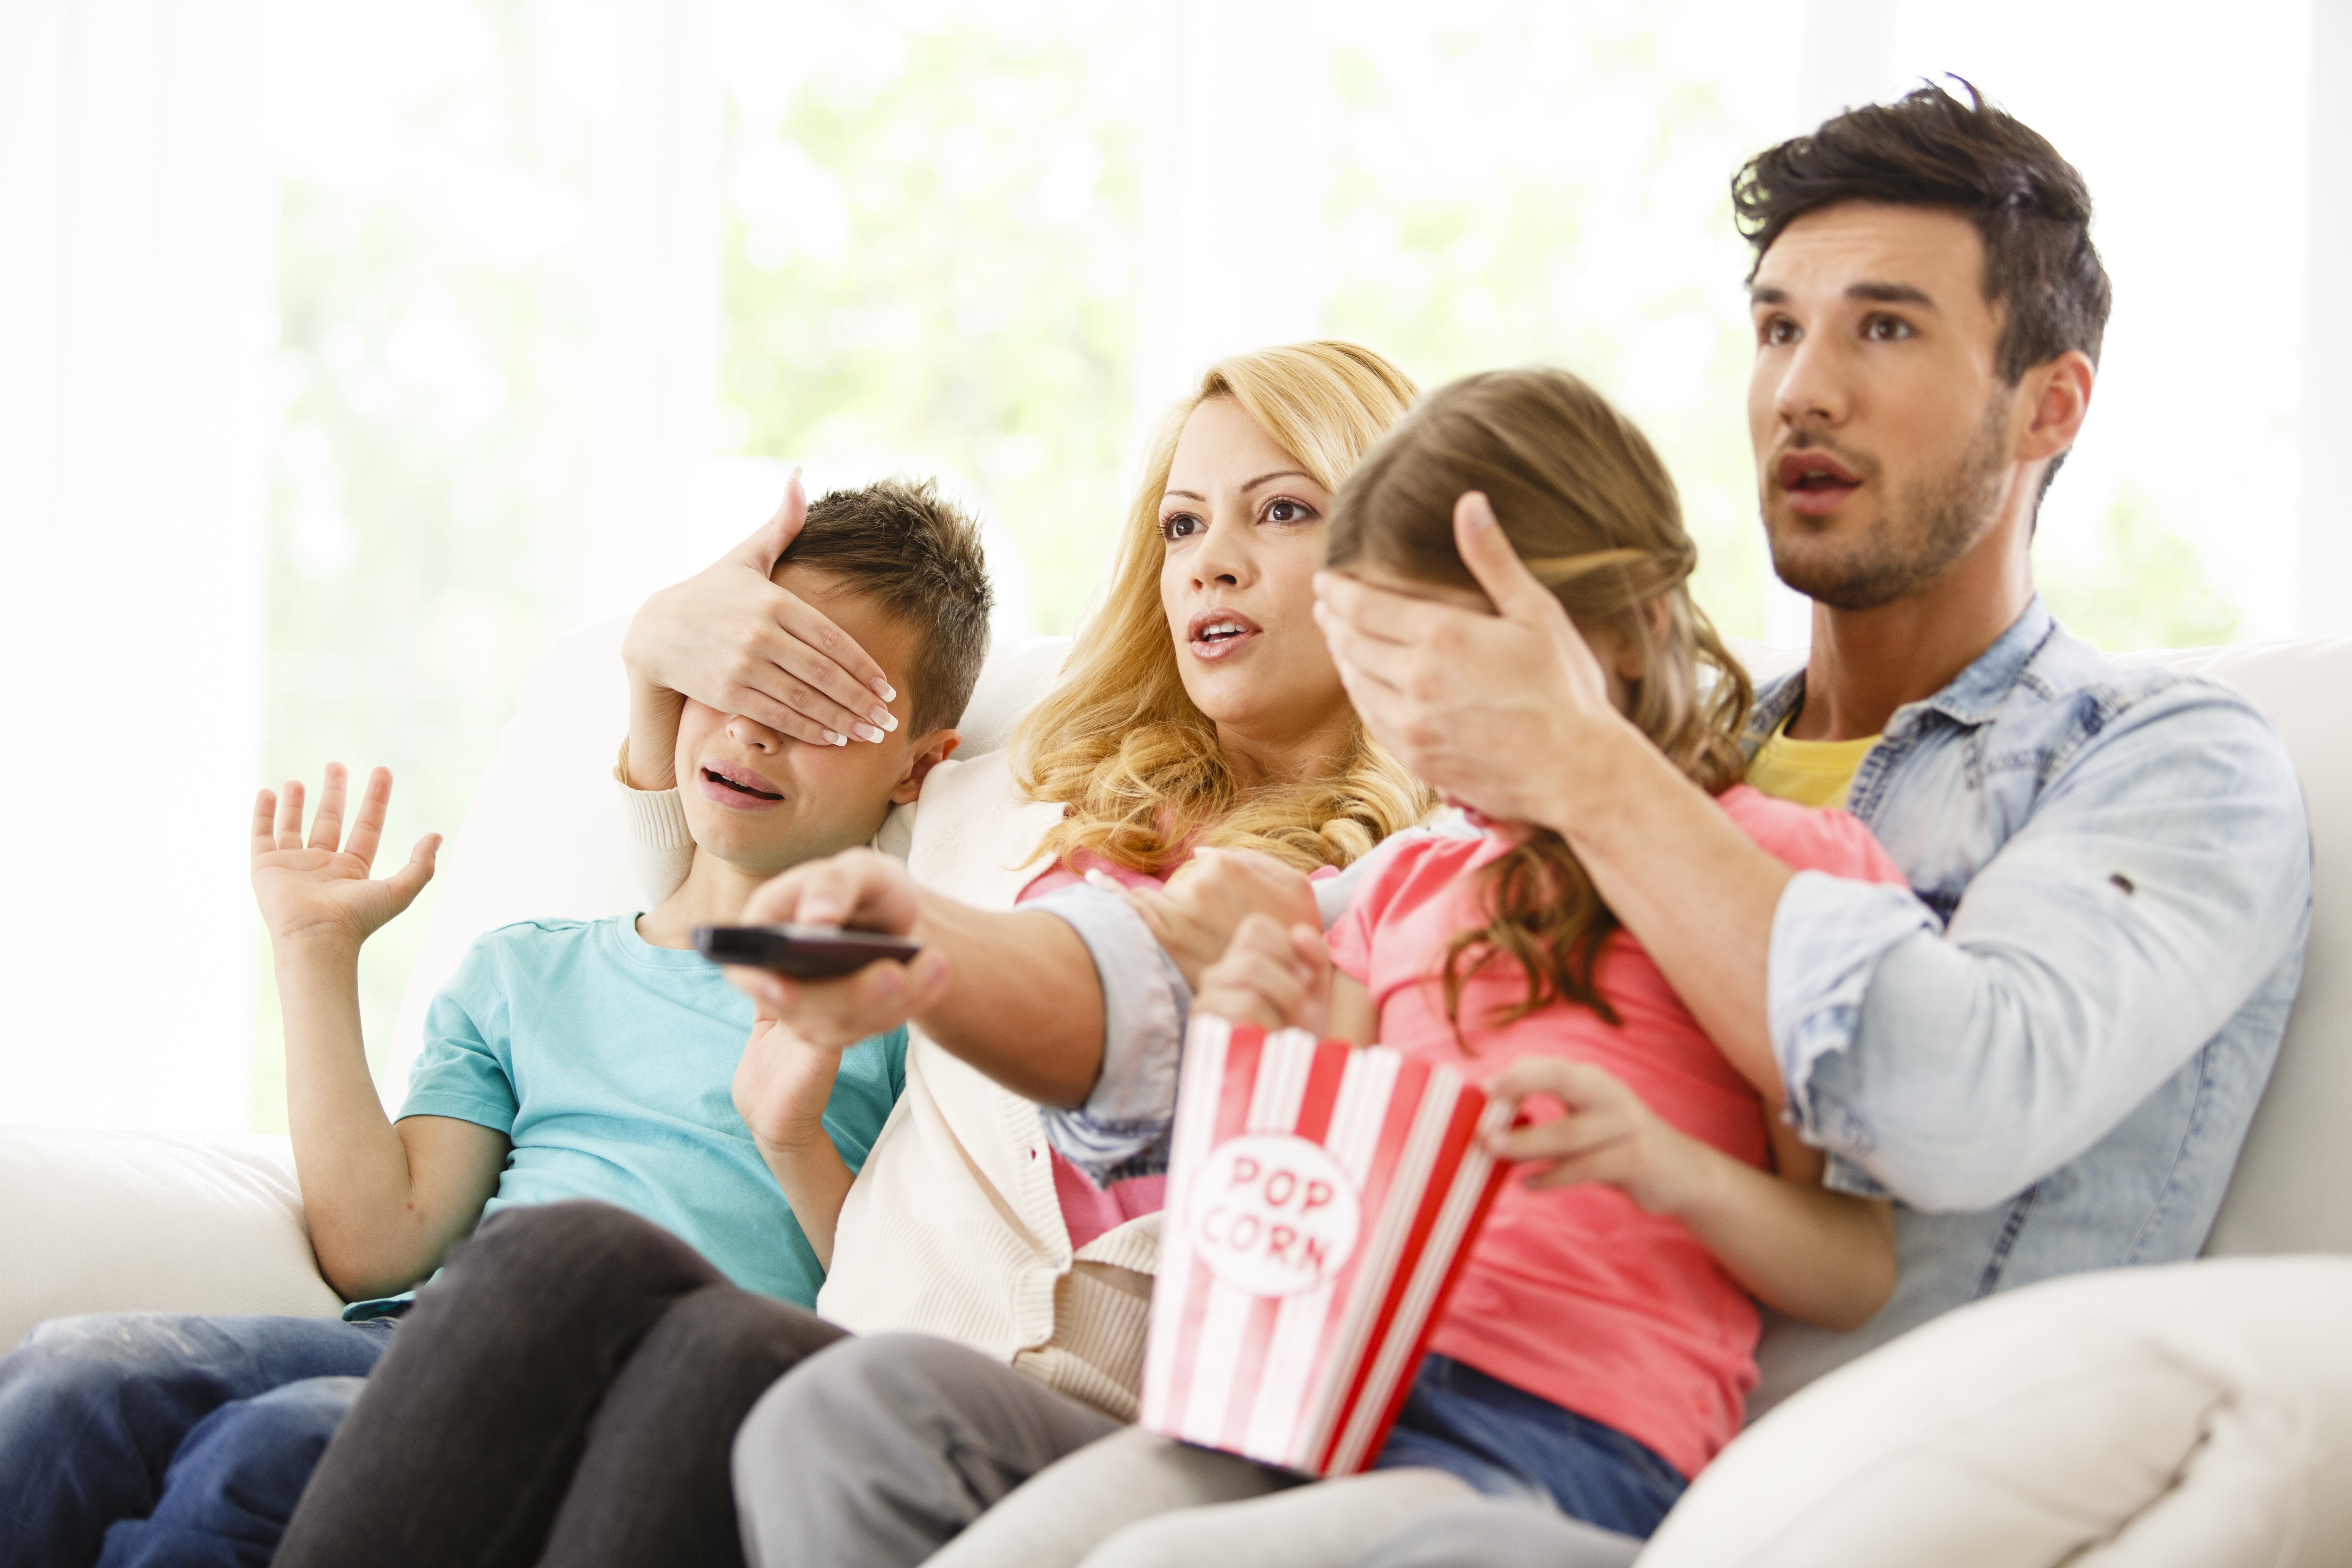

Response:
(1158, 514), (1201, 542)
(1263, 498), (1316, 525)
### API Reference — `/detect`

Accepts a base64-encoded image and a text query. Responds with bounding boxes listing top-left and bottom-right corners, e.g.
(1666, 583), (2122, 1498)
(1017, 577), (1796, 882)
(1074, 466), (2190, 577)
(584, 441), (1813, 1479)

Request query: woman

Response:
(274, 341), (1432, 1568)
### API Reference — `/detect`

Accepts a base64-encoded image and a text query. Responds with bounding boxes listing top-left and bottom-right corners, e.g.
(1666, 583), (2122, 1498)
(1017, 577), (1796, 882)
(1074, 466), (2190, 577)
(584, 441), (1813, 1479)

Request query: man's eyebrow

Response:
(1750, 281), (1938, 310)
(1849, 281), (1937, 308)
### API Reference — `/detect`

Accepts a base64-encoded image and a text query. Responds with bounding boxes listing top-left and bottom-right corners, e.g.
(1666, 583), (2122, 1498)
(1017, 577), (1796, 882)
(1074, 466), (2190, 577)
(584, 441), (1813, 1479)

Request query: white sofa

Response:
(4, 622), (2346, 1564)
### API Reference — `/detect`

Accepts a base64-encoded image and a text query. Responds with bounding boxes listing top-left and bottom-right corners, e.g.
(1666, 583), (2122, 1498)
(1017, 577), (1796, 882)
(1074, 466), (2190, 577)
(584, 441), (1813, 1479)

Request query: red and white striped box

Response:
(1139, 1013), (1512, 1476)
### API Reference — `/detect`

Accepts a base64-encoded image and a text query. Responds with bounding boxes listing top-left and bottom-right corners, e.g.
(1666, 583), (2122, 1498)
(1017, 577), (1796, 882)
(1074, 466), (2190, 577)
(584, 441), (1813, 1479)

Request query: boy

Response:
(0, 477), (992, 1568)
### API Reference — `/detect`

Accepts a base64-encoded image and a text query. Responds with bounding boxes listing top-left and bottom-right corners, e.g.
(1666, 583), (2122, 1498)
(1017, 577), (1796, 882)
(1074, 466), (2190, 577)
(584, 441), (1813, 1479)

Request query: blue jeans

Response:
(0, 1312), (395, 1568)
(1372, 1355), (1685, 1539)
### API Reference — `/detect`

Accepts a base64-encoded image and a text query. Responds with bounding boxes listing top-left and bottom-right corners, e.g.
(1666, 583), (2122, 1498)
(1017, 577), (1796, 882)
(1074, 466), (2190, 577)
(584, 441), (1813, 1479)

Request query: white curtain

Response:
(0, 0), (274, 1130)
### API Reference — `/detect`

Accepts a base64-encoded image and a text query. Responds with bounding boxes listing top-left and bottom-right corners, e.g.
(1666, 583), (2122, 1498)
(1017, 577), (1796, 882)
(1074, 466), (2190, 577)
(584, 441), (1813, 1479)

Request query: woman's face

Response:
(1157, 396), (1353, 759)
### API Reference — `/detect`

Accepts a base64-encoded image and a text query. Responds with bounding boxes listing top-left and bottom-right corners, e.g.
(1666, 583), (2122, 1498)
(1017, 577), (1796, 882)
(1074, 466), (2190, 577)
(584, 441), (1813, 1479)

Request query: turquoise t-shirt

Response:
(393, 914), (906, 1306)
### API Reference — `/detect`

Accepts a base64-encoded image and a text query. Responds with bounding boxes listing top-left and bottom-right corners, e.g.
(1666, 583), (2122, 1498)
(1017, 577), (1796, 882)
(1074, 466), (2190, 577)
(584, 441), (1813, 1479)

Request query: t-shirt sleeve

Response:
(1730, 788), (1908, 888)
(1326, 838), (1426, 984)
(398, 935), (522, 1134)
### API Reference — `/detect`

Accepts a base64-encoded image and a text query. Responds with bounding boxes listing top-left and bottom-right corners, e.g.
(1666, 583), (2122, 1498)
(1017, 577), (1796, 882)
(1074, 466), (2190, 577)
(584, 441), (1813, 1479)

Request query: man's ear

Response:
(889, 728), (962, 805)
(2017, 348), (2095, 466)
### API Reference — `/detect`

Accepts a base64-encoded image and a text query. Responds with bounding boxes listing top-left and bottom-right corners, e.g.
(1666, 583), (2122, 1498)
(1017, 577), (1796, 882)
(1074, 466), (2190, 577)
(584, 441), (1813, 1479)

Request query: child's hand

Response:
(1092, 848), (1320, 989)
(733, 1010), (847, 1157)
(1195, 913), (1334, 1036)
(1483, 1056), (1711, 1218)
(250, 765), (440, 956)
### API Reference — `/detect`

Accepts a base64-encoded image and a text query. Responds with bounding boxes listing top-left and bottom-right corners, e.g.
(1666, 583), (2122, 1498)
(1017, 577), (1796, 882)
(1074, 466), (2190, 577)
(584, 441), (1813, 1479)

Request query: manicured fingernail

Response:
(853, 723), (885, 744)
(871, 678), (897, 702)
(867, 708), (897, 731)
(829, 732), (848, 747)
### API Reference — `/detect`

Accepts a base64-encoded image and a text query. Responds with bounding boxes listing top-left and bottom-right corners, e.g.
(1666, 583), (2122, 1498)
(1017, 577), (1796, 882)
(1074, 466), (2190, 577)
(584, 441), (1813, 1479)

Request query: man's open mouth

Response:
(702, 764), (783, 802)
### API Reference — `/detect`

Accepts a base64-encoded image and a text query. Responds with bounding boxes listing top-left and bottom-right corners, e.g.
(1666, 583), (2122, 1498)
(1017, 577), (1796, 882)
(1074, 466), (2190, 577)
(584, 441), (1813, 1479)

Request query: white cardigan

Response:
(621, 751), (1158, 1419)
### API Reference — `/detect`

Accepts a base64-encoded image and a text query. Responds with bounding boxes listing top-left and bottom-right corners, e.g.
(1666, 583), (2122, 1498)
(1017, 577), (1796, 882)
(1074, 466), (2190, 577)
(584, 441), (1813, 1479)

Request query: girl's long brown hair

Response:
(1326, 368), (1754, 1032)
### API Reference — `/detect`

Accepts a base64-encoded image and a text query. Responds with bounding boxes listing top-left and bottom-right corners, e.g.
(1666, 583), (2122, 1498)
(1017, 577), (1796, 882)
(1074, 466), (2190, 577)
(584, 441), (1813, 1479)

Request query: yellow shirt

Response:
(1746, 719), (1881, 810)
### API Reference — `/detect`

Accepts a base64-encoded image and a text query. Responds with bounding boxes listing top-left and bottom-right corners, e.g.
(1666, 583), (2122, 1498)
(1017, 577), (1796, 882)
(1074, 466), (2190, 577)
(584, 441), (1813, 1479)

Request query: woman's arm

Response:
(1487, 1056), (1895, 1332)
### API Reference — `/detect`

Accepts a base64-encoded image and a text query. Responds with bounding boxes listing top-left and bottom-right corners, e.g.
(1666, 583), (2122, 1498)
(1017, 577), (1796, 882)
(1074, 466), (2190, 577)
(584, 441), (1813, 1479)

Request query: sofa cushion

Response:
(0, 1129), (341, 1353)
(1639, 1255), (2352, 1568)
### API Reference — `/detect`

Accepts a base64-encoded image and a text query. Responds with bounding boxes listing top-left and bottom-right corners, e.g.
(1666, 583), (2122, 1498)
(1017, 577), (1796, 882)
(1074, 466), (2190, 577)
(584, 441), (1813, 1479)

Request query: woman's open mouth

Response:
(1187, 607), (1265, 662)
(698, 760), (786, 811)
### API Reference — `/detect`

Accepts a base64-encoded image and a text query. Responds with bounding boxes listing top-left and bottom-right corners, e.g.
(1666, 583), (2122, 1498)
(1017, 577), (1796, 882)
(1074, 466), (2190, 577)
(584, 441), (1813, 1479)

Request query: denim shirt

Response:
(1037, 598), (2312, 1409)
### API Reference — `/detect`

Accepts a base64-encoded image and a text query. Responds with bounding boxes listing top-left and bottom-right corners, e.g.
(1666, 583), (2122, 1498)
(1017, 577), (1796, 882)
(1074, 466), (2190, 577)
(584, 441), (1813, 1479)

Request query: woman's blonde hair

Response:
(1326, 366), (1754, 1032)
(1013, 341), (1436, 876)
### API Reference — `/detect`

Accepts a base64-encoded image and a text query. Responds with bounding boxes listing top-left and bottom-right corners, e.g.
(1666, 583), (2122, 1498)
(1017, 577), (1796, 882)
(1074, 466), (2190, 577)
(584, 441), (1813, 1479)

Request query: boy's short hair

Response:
(782, 478), (994, 733)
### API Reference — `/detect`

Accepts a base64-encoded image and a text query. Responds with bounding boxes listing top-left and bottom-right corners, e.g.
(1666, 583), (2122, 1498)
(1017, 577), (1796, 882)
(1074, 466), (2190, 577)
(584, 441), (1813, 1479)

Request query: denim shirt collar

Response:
(1746, 595), (2057, 747)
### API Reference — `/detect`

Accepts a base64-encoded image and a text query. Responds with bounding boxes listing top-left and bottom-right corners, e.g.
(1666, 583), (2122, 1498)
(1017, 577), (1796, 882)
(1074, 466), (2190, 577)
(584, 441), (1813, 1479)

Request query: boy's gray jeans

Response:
(731, 1332), (1639, 1568)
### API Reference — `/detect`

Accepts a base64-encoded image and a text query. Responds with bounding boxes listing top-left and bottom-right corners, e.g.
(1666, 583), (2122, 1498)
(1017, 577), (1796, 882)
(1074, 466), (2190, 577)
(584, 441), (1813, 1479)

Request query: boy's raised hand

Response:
(251, 764), (441, 953)
(1195, 913), (1334, 1036)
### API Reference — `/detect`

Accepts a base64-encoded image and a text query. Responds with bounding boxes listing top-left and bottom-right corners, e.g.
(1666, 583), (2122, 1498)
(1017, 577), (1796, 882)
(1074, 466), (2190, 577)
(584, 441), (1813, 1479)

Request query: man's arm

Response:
(1314, 495), (1794, 1099)
(1768, 690), (2309, 1209)
(1317, 497), (2312, 1213)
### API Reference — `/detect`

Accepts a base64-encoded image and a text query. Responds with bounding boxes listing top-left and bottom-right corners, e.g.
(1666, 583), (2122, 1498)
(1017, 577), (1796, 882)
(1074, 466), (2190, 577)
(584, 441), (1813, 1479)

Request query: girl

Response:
(809, 366), (1908, 1568)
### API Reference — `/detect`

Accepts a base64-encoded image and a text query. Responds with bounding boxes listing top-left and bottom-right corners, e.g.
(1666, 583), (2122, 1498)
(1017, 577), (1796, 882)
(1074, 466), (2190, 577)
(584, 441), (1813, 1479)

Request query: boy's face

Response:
(673, 565), (958, 877)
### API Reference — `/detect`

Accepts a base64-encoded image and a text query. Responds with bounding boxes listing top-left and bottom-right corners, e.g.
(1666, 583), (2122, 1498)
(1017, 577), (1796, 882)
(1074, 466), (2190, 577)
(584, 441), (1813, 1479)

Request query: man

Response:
(720, 79), (2310, 1568)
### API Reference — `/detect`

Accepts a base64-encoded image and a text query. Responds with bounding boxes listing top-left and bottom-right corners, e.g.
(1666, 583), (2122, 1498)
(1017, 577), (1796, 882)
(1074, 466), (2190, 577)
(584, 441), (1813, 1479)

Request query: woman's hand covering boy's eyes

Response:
(622, 471), (900, 749)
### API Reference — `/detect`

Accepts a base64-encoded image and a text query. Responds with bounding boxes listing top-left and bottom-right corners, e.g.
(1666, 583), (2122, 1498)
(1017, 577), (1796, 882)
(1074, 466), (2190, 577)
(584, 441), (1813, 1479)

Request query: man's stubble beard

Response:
(1766, 394), (2012, 612)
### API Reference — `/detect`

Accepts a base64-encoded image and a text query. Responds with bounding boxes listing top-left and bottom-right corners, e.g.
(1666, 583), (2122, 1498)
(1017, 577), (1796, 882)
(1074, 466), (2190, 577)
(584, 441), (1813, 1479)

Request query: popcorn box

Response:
(1139, 1015), (1512, 1476)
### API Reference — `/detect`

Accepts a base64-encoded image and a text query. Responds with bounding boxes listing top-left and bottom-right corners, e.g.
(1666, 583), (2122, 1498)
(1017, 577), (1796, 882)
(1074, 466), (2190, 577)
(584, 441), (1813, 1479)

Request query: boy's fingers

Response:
(275, 780), (306, 852)
(307, 764), (348, 853)
(251, 791), (278, 860)
(383, 835), (440, 909)
(345, 767), (393, 869)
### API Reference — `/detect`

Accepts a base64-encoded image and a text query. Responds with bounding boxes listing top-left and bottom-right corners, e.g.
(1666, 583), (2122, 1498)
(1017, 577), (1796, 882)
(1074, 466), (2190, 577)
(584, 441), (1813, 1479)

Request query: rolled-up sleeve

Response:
(1771, 687), (2311, 1213)
(1028, 884), (1191, 1184)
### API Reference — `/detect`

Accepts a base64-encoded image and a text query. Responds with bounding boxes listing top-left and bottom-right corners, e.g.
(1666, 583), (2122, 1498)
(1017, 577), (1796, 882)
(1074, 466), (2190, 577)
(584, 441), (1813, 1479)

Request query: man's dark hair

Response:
(1733, 78), (2113, 384)
(783, 477), (993, 733)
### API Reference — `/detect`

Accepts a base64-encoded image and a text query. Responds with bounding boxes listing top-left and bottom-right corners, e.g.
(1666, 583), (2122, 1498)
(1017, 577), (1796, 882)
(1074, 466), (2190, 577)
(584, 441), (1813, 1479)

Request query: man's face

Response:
(673, 565), (951, 877)
(1747, 201), (2021, 610)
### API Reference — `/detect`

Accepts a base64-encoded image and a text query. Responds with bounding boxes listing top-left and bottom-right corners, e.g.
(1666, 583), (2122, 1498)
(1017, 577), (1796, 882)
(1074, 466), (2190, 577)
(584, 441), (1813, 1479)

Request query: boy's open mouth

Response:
(700, 762), (784, 804)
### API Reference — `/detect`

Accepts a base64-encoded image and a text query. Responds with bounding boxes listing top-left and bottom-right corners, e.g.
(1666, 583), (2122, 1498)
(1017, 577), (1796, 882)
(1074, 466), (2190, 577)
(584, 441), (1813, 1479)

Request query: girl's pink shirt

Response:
(1325, 784), (1908, 1479)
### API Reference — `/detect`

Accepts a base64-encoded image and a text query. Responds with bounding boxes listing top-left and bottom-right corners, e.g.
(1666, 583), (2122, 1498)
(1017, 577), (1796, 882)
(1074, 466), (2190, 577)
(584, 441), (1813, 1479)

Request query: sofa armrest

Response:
(0, 1127), (344, 1353)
